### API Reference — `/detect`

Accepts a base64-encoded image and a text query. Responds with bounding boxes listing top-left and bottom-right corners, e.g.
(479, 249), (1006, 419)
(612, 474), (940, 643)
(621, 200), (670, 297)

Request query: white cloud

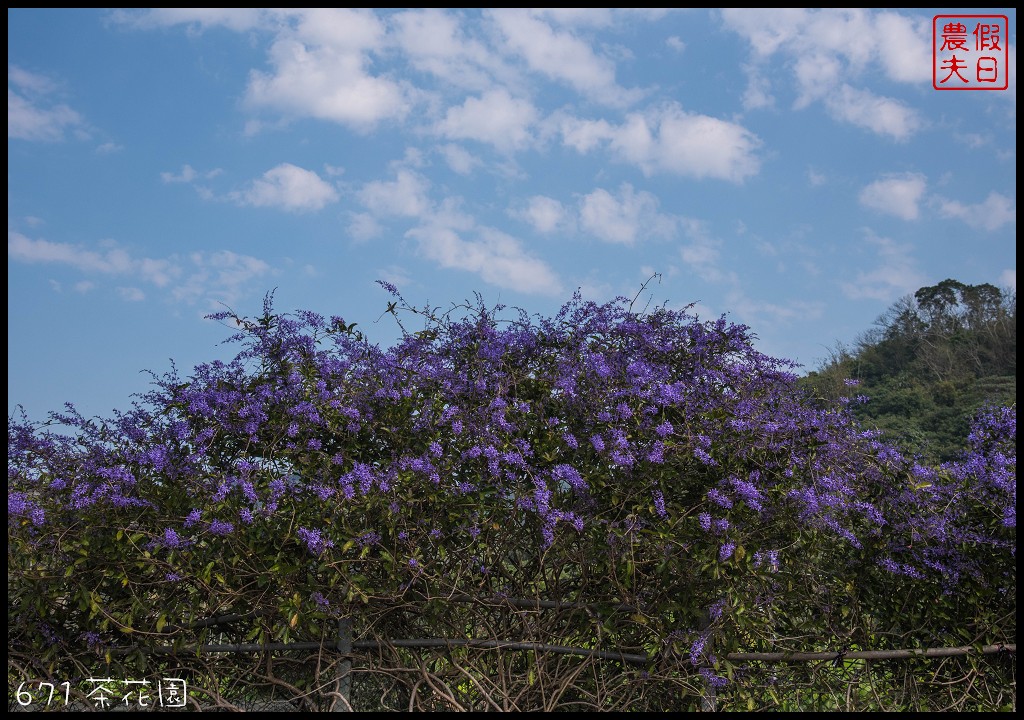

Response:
(859, 172), (927, 220)
(244, 10), (410, 130)
(617, 104), (762, 181)
(110, 8), (271, 32)
(96, 142), (123, 154)
(9, 232), (138, 275)
(792, 52), (843, 109)
(118, 287), (146, 302)
(161, 164), (222, 184)
(438, 143), (481, 175)
(551, 113), (614, 153)
(721, 9), (930, 139)
(841, 231), (925, 301)
(9, 233), (178, 289)
(348, 212), (384, 242)
(740, 64), (774, 110)
(529, 8), (614, 27)
(517, 195), (571, 234)
(721, 9), (930, 84)
(718, 8), (808, 57)
(825, 85), (921, 141)
(680, 239), (719, 269)
(999, 268), (1015, 291)
(8, 65), (86, 141)
(8, 65), (58, 94)
(934, 192), (1016, 231)
(670, 217), (736, 285)
(233, 163), (339, 212)
(807, 168), (826, 187)
(161, 164), (198, 183)
(407, 204), (561, 295)
(436, 89), (538, 152)
(679, 233), (727, 284)
(9, 230), (271, 308)
(872, 11), (932, 84)
(666, 36), (686, 52)
(172, 251), (272, 307)
(358, 169), (431, 217)
(555, 103), (761, 182)
(956, 133), (988, 149)
(578, 184), (676, 245)
(377, 264), (412, 290)
(488, 9), (641, 107)
(391, 9), (502, 92)
(137, 257), (179, 287)
(727, 290), (825, 332)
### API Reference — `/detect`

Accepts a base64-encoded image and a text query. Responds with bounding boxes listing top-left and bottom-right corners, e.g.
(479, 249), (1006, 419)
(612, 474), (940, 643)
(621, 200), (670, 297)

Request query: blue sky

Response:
(8, 8), (1017, 423)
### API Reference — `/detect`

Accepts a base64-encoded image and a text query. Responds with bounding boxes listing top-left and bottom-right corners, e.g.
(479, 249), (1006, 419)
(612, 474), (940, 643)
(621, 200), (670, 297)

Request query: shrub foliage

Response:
(8, 285), (1015, 710)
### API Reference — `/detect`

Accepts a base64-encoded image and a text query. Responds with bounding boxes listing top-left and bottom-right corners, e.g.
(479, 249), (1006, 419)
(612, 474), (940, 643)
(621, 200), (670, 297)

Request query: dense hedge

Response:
(8, 285), (1015, 710)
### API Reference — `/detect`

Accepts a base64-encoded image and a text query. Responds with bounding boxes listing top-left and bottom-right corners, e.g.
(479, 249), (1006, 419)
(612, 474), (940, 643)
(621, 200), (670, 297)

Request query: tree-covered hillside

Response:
(802, 279), (1016, 464)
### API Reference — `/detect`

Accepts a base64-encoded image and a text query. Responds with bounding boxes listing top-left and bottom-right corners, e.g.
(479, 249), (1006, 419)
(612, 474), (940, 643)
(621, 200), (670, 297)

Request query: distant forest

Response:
(801, 278), (1016, 464)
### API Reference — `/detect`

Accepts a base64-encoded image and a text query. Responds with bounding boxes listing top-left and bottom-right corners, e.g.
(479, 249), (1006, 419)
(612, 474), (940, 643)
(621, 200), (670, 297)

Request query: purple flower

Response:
(719, 542), (735, 562)
(358, 531), (381, 547)
(208, 519), (234, 536)
(296, 527), (334, 556)
(709, 598), (726, 621)
(647, 442), (665, 464)
(693, 447), (717, 466)
(753, 550), (780, 572)
(652, 490), (667, 518)
(162, 528), (182, 548)
(707, 489), (732, 509)
(184, 509), (202, 527)
(732, 478), (763, 512)
(376, 279), (400, 296)
(610, 449), (635, 466)
(690, 634), (708, 664)
(699, 667), (728, 688)
(552, 464), (587, 492)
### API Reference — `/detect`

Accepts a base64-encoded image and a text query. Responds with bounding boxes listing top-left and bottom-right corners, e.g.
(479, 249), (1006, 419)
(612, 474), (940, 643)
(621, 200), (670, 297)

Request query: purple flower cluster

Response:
(7, 285), (1015, 693)
(296, 527), (334, 556)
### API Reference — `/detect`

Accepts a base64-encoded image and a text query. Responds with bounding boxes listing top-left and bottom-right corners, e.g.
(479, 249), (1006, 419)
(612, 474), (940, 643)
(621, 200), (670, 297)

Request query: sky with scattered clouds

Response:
(8, 8), (1017, 422)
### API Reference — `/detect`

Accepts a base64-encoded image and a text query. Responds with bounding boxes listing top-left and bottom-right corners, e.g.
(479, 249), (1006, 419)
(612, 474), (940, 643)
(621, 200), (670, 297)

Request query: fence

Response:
(10, 595), (1016, 712)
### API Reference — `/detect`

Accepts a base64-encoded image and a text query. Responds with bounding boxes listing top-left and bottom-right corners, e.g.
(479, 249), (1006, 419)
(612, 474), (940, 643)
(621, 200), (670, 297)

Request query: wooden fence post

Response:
(333, 618), (353, 712)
